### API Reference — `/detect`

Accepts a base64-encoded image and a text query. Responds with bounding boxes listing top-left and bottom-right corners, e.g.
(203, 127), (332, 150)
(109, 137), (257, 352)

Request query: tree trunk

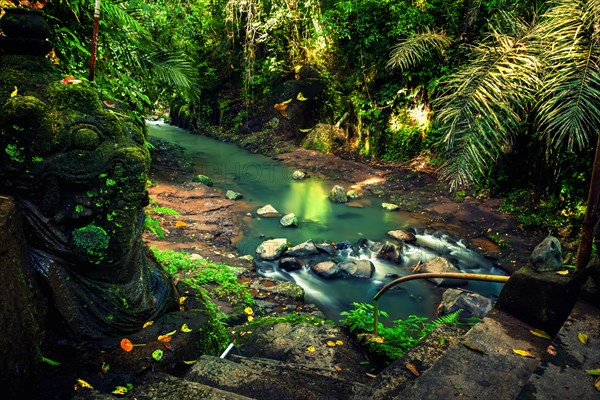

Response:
(89, 0), (101, 82)
(576, 132), (600, 269)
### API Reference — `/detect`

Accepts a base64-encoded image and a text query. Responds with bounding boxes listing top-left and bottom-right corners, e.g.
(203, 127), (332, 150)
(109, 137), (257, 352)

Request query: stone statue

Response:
(0, 13), (178, 339)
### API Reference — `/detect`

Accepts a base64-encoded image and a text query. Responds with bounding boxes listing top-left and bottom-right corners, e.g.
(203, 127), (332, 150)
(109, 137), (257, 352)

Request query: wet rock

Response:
(279, 257), (303, 271)
(377, 242), (403, 263)
(291, 170), (307, 180)
(347, 189), (361, 199)
(418, 257), (467, 287)
(311, 261), (341, 279)
(329, 185), (348, 203)
(268, 281), (305, 301)
(316, 242), (337, 255)
(256, 238), (289, 261)
(346, 201), (364, 208)
(256, 204), (280, 217)
(335, 240), (352, 250)
(338, 260), (375, 279)
(529, 235), (563, 272)
(381, 202), (399, 211)
(387, 229), (417, 243)
(280, 213), (298, 227)
(225, 190), (243, 200)
(192, 174), (214, 186)
(441, 288), (493, 320)
(285, 240), (319, 257)
(189, 253), (204, 261)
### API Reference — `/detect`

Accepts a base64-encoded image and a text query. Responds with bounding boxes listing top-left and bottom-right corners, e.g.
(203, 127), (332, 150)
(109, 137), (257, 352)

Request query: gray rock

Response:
(441, 288), (493, 320)
(338, 260), (375, 279)
(529, 235), (563, 272)
(256, 238), (289, 261)
(285, 240), (319, 257)
(256, 204), (280, 217)
(316, 242), (337, 255)
(419, 256), (467, 287)
(268, 281), (305, 301)
(311, 261), (341, 279)
(329, 185), (348, 203)
(225, 190), (243, 200)
(387, 229), (417, 243)
(279, 257), (303, 271)
(280, 213), (299, 227)
(191, 174), (213, 186)
(291, 170), (307, 180)
(377, 242), (403, 263)
(381, 202), (399, 211)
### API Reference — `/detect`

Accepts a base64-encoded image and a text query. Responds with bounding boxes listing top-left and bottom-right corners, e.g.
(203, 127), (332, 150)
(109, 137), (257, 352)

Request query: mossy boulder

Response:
(192, 174), (214, 186)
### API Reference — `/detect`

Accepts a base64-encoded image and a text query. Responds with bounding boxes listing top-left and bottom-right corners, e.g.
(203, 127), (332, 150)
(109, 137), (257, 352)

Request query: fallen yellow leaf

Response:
(181, 323), (192, 333)
(112, 386), (128, 395)
(326, 341), (336, 347)
(578, 332), (588, 345)
(247, 315), (254, 321)
(555, 270), (569, 275)
(513, 349), (534, 358)
(299, 128), (312, 133)
(143, 321), (154, 329)
(175, 220), (187, 227)
(335, 340), (344, 346)
(371, 336), (384, 343)
(307, 346), (316, 352)
(75, 378), (93, 390)
(594, 376), (600, 391)
(296, 92), (308, 101)
(179, 296), (187, 304)
(10, 86), (18, 97)
(184, 359), (197, 365)
(530, 329), (552, 340)
(462, 342), (486, 354)
(244, 307), (254, 315)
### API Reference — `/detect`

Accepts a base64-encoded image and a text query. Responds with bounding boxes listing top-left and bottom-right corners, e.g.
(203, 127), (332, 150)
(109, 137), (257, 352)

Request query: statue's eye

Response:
(71, 125), (101, 150)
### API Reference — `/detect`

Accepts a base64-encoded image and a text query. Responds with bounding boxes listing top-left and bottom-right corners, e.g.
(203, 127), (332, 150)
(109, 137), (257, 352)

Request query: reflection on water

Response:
(148, 123), (507, 322)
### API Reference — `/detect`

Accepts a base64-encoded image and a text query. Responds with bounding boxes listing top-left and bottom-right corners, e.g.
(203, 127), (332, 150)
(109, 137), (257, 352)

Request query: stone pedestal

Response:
(496, 265), (582, 335)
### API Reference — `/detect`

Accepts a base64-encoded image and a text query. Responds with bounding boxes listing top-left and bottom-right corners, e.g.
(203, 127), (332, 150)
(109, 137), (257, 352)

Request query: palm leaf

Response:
(387, 29), (452, 71)
(534, 0), (600, 153)
(434, 17), (540, 189)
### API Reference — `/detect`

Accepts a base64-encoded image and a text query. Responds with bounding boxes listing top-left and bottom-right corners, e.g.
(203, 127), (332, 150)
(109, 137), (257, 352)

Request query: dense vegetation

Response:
(4, 0), (600, 242)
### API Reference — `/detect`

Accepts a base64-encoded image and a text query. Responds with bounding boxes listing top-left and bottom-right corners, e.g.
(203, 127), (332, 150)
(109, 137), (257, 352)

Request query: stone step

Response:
(129, 372), (254, 400)
(392, 308), (550, 400)
(184, 354), (365, 400)
(516, 300), (600, 399)
(352, 324), (466, 399)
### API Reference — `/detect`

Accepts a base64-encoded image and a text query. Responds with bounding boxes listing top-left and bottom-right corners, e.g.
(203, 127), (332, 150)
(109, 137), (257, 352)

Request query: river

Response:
(148, 122), (508, 322)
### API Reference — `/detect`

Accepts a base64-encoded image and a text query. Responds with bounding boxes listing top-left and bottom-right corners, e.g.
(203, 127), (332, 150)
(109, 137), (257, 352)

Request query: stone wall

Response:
(0, 196), (43, 399)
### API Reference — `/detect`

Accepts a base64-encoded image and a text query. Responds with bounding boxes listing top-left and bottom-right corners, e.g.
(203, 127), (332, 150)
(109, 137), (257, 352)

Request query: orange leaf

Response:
(120, 338), (133, 352)
(406, 363), (420, 377)
(326, 341), (336, 347)
(62, 76), (82, 85)
(103, 100), (116, 108)
(163, 341), (173, 350)
(334, 364), (343, 372)
(175, 220), (187, 227)
(158, 335), (172, 343)
(546, 345), (557, 356)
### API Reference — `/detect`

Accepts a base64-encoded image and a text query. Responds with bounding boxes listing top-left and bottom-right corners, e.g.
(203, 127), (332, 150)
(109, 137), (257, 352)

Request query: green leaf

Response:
(586, 369), (600, 376)
(529, 329), (552, 340)
(152, 349), (164, 361)
(41, 356), (61, 366)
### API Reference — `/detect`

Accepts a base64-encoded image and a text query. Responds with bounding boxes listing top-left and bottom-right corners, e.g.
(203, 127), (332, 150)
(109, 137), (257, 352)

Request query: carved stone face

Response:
(0, 81), (150, 274)
(0, 56), (177, 338)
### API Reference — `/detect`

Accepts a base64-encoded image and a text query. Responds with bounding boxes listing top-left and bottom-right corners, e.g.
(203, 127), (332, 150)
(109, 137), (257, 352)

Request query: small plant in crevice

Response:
(340, 302), (462, 365)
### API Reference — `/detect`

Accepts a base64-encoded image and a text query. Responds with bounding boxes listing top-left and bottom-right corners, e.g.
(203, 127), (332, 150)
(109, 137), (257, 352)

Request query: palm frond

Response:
(534, 0), (600, 153)
(387, 29), (452, 71)
(143, 50), (194, 90)
(434, 19), (540, 189)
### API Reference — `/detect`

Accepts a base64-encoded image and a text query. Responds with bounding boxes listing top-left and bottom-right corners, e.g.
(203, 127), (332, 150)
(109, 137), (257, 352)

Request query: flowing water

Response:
(148, 122), (508, 322)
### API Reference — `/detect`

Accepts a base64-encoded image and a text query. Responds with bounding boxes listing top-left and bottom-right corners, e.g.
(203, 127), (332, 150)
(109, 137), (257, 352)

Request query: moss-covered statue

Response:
(0, 24), (178, 339)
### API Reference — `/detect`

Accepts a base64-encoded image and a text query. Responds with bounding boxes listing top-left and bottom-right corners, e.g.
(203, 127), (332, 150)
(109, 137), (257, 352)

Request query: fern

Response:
(421, 309), (463, 337)
(151, 206), (180, 216)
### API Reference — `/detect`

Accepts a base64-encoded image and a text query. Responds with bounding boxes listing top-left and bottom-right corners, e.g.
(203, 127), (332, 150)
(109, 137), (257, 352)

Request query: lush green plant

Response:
(152, 248), (254, 306)
(340, 302), (462, 363)
(143, 216), (165, 238)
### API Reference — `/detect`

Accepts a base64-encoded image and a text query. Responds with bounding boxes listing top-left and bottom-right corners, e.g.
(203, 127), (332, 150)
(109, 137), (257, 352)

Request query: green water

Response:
(148, 123), (506, 322)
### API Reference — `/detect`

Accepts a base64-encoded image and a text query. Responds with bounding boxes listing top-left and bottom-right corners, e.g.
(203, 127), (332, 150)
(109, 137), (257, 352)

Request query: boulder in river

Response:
(440, 288), (493, 320)
(285, 240), (319, 257)
(316, 242), (337, 255)
(311, 261), (341, 279)
(529, 235), (563, 272)
(256, 238), (289, 261)
(338, 260), (375, 279)
(381, 202), (399, 211)
(346, 189), (361, 199)
(192, 174), (214, 186)
(329, 185), (348, 203)
(257, 204), (280, 217)
(279, 257), (303, 271)
(225, 190), (243, 200)
(418, 256), (467, 287)
(280, 213), (299, 227)
(387, 229), (417, 243)
(377, 242), (403, 263)
(291, 170), (307, 180)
